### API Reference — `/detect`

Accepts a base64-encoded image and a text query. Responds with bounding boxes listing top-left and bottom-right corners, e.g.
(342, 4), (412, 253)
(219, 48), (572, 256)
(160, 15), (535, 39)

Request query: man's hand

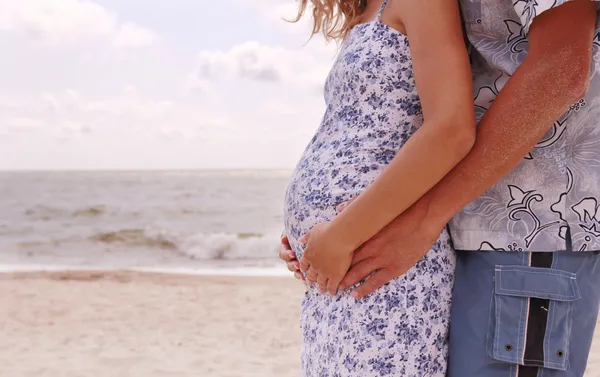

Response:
(278, 233), (304, 281)
(339, 198), (444, 299)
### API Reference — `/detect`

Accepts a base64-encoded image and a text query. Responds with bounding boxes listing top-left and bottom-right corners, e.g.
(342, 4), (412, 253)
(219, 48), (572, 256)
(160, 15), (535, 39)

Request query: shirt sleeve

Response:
(512, 0), (574, 34)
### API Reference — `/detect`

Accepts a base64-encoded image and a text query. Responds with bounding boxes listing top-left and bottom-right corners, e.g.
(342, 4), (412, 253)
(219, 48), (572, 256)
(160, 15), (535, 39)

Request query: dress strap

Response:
(376, 0), (389, 21)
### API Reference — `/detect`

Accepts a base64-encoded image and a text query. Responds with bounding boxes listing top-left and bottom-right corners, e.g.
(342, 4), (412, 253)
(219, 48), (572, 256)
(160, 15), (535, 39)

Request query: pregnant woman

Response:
(283, 0), (475, 375)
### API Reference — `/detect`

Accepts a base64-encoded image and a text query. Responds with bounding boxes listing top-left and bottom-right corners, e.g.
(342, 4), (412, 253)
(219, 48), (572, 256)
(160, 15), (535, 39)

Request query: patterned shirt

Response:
(449, 1), (600, 252)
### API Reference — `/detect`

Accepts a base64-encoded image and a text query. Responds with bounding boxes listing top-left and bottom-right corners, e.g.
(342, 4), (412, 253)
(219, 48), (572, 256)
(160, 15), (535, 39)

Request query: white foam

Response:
(0, 264), (293, 277)
(177, 232), (280, 260)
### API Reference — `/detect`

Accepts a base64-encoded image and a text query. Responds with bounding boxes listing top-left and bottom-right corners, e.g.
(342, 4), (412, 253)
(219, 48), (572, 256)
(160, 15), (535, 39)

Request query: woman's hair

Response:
(292, 0), (367, 41)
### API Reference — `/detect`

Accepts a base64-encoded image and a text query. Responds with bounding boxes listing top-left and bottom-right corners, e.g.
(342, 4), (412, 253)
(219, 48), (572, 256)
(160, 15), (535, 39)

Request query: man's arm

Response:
(423, 0), (596, 229)
(342, 0), (597, 298)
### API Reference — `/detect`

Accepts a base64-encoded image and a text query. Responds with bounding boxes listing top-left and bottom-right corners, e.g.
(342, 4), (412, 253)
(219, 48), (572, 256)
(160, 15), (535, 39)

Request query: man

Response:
(281, 1), (600, 376)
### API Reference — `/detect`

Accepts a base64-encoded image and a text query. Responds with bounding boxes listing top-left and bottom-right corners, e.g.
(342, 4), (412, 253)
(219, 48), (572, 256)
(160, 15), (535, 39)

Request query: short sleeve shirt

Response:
(450, 0), (600, 252)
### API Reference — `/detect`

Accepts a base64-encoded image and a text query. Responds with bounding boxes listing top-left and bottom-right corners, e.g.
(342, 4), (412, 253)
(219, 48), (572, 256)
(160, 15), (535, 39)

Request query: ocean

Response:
(0, 170), (291, 274)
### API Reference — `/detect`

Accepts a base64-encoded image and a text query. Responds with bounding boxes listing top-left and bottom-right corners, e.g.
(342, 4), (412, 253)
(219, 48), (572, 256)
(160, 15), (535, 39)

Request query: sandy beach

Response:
(0, 271), (304, 377)
(2, 271), (600, 377)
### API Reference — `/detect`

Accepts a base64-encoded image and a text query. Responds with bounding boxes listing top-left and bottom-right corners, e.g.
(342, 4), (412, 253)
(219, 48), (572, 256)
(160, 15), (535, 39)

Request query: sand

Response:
(0, 271), (304, 377)
(1, 271), (600, 377)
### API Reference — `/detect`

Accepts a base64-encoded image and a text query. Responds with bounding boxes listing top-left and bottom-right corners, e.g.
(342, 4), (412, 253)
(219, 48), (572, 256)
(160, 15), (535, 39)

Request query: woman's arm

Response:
(326, 0), (475, 251)
(300, 0), (475, 294)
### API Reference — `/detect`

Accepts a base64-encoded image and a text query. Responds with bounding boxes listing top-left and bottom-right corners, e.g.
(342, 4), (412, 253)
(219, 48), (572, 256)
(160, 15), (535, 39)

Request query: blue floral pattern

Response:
(283, 2), (456, 375)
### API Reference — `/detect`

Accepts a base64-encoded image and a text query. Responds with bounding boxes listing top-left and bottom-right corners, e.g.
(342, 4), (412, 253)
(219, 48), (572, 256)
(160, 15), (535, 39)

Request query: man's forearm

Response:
(419, 2), (596, 229)
(425, 62), (583, 227)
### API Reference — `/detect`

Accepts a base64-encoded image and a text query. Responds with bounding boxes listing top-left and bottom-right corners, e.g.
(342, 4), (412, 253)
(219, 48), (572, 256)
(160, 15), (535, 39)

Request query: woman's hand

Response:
(299, 221), (355, 296)
(278, 233), (304, 281)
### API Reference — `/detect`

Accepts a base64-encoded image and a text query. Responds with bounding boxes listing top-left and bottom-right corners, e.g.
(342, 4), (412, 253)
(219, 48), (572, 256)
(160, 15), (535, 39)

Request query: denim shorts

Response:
(448, 250), (600, 377)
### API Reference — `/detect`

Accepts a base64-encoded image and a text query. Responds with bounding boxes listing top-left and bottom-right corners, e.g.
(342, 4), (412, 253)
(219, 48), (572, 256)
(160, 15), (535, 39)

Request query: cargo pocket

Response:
(486, 265), (580, 371)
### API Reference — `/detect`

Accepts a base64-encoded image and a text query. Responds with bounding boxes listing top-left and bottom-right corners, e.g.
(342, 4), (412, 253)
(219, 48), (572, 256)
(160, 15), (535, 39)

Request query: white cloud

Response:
(0, 88), (229, 140)
(0, 84), (323, 169)
(190, 41), (335, 90)
(61, 120), (92, 134)
(236, 0), (314, 36)
(193, 42), (285, 83)
(112, 22), (157, 48)
(0, 0), (157, 48)
(4, 116), (44, 131)
(192, 0), (340, 89)
(261, 101), (299, 116)
(0, 1), (336, 170)
(80, 91), (174, 120)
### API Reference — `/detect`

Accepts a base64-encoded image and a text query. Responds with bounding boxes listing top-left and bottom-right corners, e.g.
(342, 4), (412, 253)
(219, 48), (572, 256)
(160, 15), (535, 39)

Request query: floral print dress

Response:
(283, 1), (456, 376)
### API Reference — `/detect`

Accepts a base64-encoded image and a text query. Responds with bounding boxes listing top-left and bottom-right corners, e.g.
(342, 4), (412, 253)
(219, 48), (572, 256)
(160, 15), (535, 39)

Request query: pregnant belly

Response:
(283, 163), (381, 255)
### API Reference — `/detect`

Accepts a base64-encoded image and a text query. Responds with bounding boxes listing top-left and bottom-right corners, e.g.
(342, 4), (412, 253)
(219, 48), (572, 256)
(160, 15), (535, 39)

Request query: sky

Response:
(0, 0), (337, 170)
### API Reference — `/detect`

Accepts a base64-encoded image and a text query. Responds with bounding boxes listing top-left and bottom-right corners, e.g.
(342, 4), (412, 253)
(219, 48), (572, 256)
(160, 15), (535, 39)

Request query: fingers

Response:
(299, 256), (311, 273)
(306, 267), (318, 285)
(351, 243), (379, 265)
(294, 271), (305, 281)
(316, 274), (328, 294)
(327, 276), (341, 296)
(336, 197), (357, 213)
(339, 258), (377, 290)
(351, 270), (392, 299)
(286, 260), (300, 273)
(279, 234), (297, 263)
(298, 232), (310, 245)
(279, 248), (297, 263)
